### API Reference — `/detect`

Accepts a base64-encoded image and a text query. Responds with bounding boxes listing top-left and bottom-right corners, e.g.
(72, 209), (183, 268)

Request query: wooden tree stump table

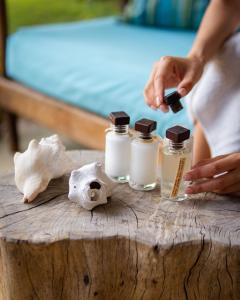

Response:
(0, 150), (240, 300)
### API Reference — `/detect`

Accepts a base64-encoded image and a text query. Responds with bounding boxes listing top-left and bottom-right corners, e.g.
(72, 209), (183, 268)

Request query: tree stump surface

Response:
(0, 150), (240, 300)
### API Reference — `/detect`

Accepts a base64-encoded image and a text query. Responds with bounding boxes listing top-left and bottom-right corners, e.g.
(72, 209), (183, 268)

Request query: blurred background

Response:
(1, 0), (206, 175)
(0, 0), (120, 175)
(8, 0), (120, 33)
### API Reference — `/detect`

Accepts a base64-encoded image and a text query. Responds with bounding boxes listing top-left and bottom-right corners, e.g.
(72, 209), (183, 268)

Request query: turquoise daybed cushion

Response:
(123, 0), (209, 30)
(7, 17), (195, 137)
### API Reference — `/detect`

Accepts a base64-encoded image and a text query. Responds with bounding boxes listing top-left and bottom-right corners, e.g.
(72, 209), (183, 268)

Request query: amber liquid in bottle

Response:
(160, 125), (192, 201)
(161, 139), (192, 201)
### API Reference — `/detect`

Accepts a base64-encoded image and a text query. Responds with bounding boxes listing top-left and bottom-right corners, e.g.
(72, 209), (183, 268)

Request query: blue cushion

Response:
(124, 0), (209, 29)
(6, 17), (195, 137)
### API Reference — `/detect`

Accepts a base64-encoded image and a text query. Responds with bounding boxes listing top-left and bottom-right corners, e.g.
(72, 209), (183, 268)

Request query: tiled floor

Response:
(0, 118), (83, 176)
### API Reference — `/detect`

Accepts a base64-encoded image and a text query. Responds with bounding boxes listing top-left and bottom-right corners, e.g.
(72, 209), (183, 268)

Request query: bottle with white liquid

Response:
(129, 119), (160, 191)
(105, 111), (131, 183)
(161, 125), (192, 201)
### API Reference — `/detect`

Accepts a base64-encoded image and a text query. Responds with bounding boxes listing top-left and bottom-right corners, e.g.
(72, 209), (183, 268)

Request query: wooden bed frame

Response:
(0, 0), (129, 151)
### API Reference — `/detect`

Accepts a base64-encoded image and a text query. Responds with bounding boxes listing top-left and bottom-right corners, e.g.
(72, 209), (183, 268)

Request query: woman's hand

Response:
(184, 153), (240, 195)
(144, 55), (204, 112)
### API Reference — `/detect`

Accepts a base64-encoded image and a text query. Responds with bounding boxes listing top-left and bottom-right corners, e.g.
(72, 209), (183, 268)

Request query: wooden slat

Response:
(0, 78), (109, 149)
(0, 0), (7, 76)
(120, 0), (130, 9)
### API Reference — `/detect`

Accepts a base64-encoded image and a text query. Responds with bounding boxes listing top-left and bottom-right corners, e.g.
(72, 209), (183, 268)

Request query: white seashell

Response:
(68, 162), (116, 210)
(14, 135), (76, 203)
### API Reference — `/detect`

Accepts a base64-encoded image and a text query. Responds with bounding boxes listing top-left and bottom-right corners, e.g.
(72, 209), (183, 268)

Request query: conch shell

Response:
(68, 162), (116, 210)
(14, 135), (76, 203)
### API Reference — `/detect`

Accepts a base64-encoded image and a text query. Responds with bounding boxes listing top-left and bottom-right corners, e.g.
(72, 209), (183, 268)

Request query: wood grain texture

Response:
(0, 0), (7, 76)
(0, 1), (20, 152)
(120, 0), (130, 9)
(0, 78), (109, 149)
(3, 111), (19, 152)
(0, 150), (240, 300)
(0, 0), (125, 152)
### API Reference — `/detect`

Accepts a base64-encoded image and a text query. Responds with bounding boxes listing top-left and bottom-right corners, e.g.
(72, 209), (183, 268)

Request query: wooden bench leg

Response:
(3, 111), (19, 152)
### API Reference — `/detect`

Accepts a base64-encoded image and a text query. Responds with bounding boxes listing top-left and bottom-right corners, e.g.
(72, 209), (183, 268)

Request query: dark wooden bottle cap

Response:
(166, 125), (190, 143)
(164, 91), (183, 113)
(135, 118), (157, 134)
(109, 111), (130, 125)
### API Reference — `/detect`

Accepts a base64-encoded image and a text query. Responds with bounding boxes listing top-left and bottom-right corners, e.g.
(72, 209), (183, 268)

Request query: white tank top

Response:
(186, 32), (240, 156)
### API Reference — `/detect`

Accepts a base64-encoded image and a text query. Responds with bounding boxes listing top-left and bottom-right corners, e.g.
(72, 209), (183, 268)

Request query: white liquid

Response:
(161, 146), (191, 201)
(129, 138), (159, 190)
(105, 131), (131, 182)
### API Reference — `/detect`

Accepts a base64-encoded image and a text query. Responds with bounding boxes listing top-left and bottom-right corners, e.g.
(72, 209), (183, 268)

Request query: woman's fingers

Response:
(185, 168), (240, 194)
(144, 63), (158, 107)
(178, 56), (204, 97)
(144, 71), (169, 112)
(153, 74), (165, 109)
(144, 83), (155, 108)
(191, 155), (228, 169)
(177, 71), (195, 96)
(154, 70), (171, 112)
(145, 56), (179, 111)
(217, 181), (240, 194)
(159, 103), (169, 113)
(184, 153), (240, 181)
(184, 153), (240, 194)
(144, 55), (204, 112)
(153, 58), (172, 104)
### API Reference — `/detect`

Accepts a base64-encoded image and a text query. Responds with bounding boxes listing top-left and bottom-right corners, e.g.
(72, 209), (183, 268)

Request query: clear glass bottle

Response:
(161, 125), (192, 201)
(105, 111), (131, 183)
(129, 119), (160, 191)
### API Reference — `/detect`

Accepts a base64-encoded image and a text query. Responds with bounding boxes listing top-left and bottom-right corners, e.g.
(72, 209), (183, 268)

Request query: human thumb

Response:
(177, 73), (195, 97)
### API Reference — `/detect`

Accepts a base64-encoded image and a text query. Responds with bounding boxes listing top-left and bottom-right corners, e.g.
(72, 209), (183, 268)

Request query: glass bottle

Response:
(105, 111), (131, 183)
(161, 125), (192, 201)
(129, 119), (160, 191)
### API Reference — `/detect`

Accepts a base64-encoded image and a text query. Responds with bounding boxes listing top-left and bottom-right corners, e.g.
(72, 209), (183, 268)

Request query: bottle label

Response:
(170, 157), (186, 198)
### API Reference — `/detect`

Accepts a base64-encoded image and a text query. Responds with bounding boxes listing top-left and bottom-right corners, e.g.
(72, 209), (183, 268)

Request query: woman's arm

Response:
(189, 0), (240, 64)
(192, 122), (211, 164)
(144, 0), (240, 111)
